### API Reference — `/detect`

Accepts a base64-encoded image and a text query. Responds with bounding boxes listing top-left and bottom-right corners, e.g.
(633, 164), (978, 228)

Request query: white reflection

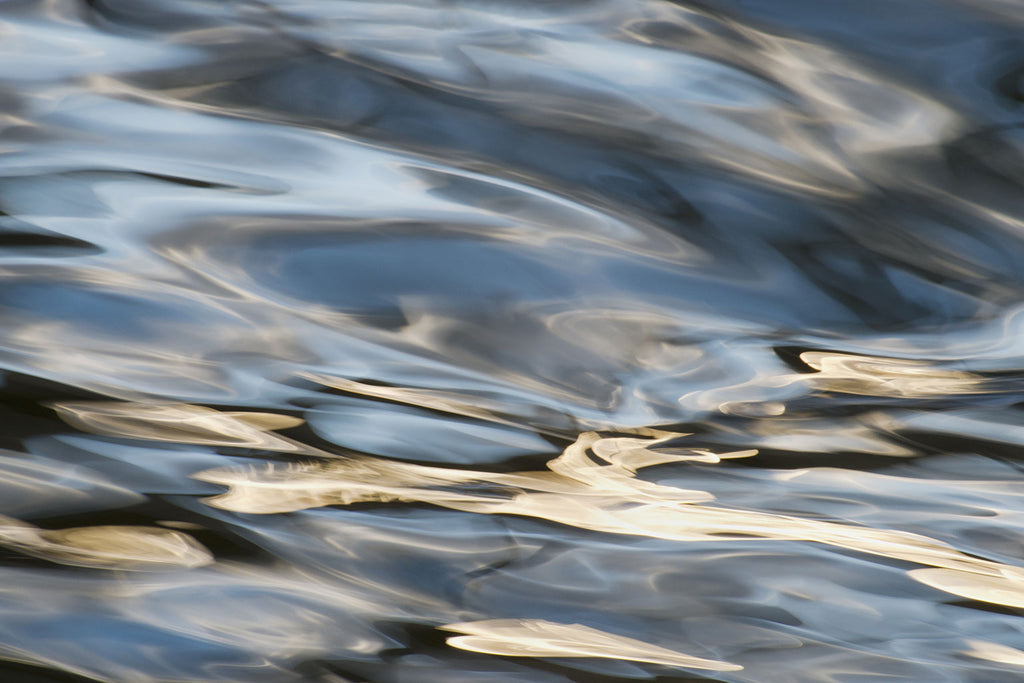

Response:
(0, 515), (212, 570)
(909, 568), (1024, 609)
(963, 640), (1024, 667)
(442, 619), (742, 671)
(52, 401), (319, 455)
(197, 430), (1024, 600)
(799, 351), (983, 397)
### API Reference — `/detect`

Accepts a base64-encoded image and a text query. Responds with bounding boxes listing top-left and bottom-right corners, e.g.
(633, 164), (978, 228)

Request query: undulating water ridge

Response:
(4, 0), (1024, 681)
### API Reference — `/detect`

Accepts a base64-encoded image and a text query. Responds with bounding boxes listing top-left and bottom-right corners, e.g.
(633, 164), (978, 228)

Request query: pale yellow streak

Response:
(543, 433), (716, 502)
(962, 640), (1024, 667)
(195, 431), (714, 515)
(589, 433), (757, 469)
(298, 372), (558, 433)
(738, 417), (915, 457)
(908, 568), (1024, 609)
(442, 619), (742, 671)
(800, 351), (982, 398)
(0, 515), (212, 570)
(195, 430), (1024, 598)
(51, 401), (317, 454)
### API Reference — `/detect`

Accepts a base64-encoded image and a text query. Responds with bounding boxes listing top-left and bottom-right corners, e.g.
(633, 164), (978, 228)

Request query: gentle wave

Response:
(4, 0), (1024, 681)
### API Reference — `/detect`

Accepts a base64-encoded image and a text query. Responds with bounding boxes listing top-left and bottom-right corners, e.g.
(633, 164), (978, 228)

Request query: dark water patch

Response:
(0, 660), (107, 683)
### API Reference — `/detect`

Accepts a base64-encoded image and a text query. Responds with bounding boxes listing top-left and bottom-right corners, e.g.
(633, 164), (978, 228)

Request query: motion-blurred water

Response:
(4, 0), (1024, 681)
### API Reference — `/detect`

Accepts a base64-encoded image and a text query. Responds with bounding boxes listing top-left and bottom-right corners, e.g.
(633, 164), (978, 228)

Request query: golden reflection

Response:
(799, 351), (983, 397)
(196, 429), (1024, 604)
(51, 401), (318, 454)
(0, 515), (212, 570)
(963, 640), (1024, 667)
(299, 371), (555, 432)
(195, 431), (715, 515)
(738, 415), (914, 456)
(907, 568), (1024, 609)
(718, 400), (786, 417)
(442, 619), (742, 671)
(588, 431), (757, 469)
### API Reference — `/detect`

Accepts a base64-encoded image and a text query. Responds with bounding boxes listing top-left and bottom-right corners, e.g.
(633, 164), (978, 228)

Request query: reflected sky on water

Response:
(4, 0), (1024, 681)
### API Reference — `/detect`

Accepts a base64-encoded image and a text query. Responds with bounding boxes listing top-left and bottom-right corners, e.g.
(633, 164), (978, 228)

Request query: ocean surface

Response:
(4, 0), (1024, 681)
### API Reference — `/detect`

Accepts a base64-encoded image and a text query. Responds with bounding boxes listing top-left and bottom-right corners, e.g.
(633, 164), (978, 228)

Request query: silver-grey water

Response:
(3, 0), (1024, 681)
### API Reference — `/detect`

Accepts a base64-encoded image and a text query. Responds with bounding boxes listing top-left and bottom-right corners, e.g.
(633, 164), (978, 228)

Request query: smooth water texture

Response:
(4, 0), (1024, 681)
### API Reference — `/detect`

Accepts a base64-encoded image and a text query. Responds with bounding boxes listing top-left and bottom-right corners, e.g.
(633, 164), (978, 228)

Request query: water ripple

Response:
(3, 0), (1024, 681)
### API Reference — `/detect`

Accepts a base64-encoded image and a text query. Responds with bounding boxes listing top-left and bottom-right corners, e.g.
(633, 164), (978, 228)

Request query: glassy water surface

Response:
(4, 0), (1024, 680)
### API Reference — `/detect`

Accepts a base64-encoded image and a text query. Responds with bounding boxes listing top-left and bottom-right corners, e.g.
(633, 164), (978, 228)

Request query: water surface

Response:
(3, 0), (1024, 681)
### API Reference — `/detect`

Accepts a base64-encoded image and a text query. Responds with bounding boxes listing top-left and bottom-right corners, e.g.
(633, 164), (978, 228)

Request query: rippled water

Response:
(6, 0), (1024, 681)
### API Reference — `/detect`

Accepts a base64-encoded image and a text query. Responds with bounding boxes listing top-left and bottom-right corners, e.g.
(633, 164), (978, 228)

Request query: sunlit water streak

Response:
(4, 0), (1024, 681)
